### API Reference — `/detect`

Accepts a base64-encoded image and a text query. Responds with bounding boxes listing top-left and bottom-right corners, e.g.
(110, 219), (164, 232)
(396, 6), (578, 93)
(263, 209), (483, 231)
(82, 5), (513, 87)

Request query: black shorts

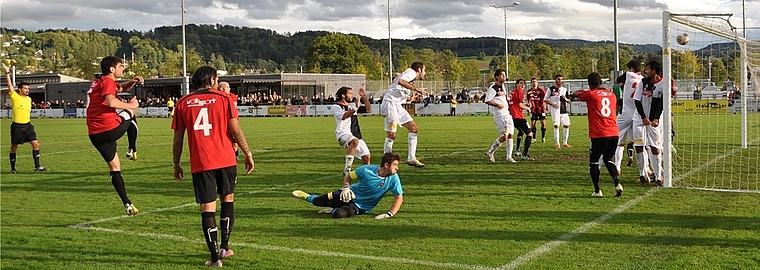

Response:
(88, 111), (133, 162)
(10, 122), (38, 145)
(530, 113), (546, 121)
(192, 166), (237, 204)
(513, 118), (531, 135)
(589, 137), (619, 163)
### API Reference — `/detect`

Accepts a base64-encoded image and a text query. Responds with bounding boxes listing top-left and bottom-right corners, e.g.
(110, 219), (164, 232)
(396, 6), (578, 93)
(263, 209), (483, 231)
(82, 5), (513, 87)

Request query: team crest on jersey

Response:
(187, 97), (217, 107)
(378, 181), (385, 188)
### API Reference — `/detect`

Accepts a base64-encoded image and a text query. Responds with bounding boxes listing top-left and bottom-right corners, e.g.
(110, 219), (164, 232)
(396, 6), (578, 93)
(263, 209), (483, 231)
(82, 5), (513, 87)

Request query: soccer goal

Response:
(662, 11), (760, 192)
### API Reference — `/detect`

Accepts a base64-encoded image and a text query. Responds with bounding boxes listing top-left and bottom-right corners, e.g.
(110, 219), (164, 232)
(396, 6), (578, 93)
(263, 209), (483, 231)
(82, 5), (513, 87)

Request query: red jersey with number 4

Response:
(575, 88), (618, 139)
(86, 77), (122, 134)
(171, 89), (238, 173)
(508, 88), (526, 119)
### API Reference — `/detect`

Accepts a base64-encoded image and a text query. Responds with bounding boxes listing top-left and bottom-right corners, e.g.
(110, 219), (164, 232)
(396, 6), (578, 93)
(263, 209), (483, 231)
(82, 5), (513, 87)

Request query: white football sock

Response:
(554, 128), (560, 145)
(408, 133), (418, 161)
(384, 138), (394, 154)
(615, 146), (624, 171)
(636, 151), (648, 177)
(488, 139), (502, 154)
(506, 139), (514, 159)
(344, 155), (354, 171)
(563, 127), (570, 145)
(649, 150), (662, 181)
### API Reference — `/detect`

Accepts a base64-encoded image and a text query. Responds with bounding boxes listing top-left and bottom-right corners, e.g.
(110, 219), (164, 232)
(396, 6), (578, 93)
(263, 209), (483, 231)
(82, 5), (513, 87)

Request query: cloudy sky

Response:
(1, 0), (758, 45)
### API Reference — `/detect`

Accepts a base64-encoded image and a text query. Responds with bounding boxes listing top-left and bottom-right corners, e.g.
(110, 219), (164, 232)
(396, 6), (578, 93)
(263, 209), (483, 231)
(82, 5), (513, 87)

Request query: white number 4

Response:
(194, 108), (213, 136)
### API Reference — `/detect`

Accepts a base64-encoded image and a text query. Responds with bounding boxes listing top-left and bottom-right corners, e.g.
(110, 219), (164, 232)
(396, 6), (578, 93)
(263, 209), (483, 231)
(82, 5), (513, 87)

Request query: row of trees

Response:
(1, 27), (746, 84)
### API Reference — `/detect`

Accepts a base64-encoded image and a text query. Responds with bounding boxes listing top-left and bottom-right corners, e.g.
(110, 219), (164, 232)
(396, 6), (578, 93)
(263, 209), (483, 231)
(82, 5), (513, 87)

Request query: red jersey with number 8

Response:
(171, 89), (238, 173)
(575, 88), (618, 139)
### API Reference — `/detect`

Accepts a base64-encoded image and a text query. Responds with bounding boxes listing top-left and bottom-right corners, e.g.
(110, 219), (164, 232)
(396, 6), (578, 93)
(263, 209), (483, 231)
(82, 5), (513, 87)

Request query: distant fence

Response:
(3, 100), (756, 119)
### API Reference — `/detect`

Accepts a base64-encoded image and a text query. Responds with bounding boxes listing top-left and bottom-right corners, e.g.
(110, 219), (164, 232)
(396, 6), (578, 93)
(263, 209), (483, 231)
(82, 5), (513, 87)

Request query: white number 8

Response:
(194, 108), (213, 136)
(600, 97), (611, 117)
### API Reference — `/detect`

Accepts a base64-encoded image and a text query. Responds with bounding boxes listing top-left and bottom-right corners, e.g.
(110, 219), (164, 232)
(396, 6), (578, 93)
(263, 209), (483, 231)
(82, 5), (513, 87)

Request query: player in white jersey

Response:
(484, 69), (517, 163)
(380, 62), (429, 168)
(614, 60), (645, 176)
(330, 86), (372, 175)
(544, 74), (571, 149)
(633, 60), (667, 186)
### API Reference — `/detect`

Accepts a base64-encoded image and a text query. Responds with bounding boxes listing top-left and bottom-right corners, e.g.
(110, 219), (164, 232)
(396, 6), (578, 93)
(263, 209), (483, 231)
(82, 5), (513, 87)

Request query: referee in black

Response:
(3, 63), (46, 173)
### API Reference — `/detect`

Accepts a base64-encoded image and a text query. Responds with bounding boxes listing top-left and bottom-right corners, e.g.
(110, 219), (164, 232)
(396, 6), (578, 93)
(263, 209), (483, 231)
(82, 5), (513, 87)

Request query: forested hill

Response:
(105, 24), (660, 66)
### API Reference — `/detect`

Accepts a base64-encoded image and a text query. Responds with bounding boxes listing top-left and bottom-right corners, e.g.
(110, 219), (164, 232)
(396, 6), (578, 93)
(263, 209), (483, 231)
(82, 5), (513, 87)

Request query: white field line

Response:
(70, 226), (498, 270)
(500, 188), (658, 270)
(500, 140), (756, 269)
(71, 175), (334, 227)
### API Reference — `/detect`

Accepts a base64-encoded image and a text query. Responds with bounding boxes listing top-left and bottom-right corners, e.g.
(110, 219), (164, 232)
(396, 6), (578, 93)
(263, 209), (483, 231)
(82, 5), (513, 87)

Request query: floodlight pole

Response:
(181, 0), (189, 95)
(388, 0), (393, 82)
(490, 2), (519, 79)
(613, 0), (620, 73)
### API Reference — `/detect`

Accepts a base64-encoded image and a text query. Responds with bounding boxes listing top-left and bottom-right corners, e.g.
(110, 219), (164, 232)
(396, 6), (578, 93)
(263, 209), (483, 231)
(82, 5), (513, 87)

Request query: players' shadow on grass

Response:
(1, 245), (207, 268)
(256, 223), (760, 249)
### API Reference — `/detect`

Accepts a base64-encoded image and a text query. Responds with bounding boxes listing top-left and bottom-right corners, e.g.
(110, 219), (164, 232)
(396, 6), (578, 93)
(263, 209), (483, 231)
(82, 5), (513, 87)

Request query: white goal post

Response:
(662, 11), (760, 192)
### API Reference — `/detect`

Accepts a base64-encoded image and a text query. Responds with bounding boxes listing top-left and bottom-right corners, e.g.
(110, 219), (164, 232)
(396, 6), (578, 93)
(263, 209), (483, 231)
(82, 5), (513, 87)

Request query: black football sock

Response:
(515, 133), (523, 152)
(541, 128), (547, 140)
(33, 150), (41, 168)
(202, 212), (220, 262)
(524, 135), (533, 156)
(127, 119), (138, 151)
(590, 163), (601, 192)
(110, 171), (131, 204)
(626, 143), (634, 159)
(604, 160), (620, 186)
(10, 152), (17, 171)
(220, 202), (235, 250)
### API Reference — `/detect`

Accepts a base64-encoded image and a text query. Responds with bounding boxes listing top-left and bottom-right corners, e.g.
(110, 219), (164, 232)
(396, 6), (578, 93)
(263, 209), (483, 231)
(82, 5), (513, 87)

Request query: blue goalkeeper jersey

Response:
(349, 165), (403, 213)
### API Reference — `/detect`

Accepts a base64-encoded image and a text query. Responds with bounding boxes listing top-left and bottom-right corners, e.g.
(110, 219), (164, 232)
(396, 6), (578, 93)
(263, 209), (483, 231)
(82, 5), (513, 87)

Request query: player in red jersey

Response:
(508, 79), (534, 160)
(527, 78), (547, 143)
(571, 72), (623, 197)
(172, 66), (255, 267)
(86, 56), (143, 216)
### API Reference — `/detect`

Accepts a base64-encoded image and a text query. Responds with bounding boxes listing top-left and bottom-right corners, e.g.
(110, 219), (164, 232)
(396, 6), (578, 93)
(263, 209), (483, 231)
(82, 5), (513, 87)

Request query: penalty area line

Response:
(500, 188), (659, 270)
(71, 226), (498, 270)
(70, 175), (337, 227)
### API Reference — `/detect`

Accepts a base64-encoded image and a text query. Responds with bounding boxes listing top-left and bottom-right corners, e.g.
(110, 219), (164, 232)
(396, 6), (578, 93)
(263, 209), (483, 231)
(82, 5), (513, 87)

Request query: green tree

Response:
(673, 50), (701, 79)
(304, 33), (375, 75)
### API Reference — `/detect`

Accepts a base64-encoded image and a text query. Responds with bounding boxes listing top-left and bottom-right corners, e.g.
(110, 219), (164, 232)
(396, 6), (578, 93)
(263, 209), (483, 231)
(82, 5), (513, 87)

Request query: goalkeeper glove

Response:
(375, 212), (393, 219)
(339, 185), (355, 202)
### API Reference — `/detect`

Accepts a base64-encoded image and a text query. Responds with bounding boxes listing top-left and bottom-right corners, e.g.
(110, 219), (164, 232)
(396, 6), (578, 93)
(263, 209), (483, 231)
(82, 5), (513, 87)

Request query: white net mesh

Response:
(666, 13), (760, 192)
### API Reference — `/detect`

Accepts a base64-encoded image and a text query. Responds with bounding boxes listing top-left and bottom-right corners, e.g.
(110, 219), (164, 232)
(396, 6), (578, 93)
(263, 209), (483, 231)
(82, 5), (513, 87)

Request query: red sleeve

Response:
(575, 90), (589, 101)
(227, 93), (238, 119)
(101, 79), (117, 98)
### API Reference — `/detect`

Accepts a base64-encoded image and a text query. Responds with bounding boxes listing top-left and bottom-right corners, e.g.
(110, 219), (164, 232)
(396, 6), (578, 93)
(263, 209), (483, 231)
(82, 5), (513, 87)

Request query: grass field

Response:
(1, 116), (759, 269)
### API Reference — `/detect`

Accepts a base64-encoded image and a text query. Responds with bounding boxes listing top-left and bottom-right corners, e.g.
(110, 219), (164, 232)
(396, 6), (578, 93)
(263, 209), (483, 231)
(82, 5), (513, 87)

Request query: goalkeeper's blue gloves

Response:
(339, 185), (355, 202)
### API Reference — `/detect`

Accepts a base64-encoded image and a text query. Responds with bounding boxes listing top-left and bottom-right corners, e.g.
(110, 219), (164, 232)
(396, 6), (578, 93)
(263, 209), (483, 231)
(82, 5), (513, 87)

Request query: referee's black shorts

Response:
(10, 122), (38, 145)
(530, 113), (546, 121)
(192, 166), (237, 204)
(88, 111), (133, 162)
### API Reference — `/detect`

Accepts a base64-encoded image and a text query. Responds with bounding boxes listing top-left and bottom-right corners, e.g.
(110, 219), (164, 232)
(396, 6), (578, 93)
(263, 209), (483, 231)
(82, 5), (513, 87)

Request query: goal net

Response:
(663, 12), (760, 192)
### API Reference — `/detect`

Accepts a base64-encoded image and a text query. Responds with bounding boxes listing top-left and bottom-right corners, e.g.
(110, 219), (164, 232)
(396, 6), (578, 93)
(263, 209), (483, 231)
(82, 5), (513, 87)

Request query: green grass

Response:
(1, 116), (759, 269)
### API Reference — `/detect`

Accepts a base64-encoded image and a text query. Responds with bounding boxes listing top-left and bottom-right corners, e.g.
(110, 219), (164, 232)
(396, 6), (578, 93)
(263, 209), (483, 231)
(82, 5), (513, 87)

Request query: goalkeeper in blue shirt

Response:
(292, 153), (403, 219)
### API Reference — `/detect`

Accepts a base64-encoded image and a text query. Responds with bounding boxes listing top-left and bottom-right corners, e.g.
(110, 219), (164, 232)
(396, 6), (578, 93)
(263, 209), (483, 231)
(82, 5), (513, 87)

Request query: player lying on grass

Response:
(292, 153), (403, 219)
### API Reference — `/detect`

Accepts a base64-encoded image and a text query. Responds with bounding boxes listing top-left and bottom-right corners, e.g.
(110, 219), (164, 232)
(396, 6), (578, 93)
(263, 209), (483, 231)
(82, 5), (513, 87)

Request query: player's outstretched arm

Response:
(375, 194), (403, 219)
(105, 95), (139, 110)
(2, 63), (15, 95)
(229, 118), (255, 174)
(359, 88), (372, 113)
(120, 76), (144, 92)
(172, 129), (185, 181)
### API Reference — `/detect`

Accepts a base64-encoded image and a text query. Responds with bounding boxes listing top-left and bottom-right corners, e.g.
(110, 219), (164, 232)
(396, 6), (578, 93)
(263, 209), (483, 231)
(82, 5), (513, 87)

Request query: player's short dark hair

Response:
(336, 86), (352, 102)
(587, 72), (602, 88)
(646, 61), (662, 76)
(626, 59), (641, 72)
(516, 79), (526, 85)
(554, 74), (563, 80)
(100, 56), (123, 75)
(192, 66), (218, 90)
(17, 81), (30, 89)
(410, 62), (425, 72)
(381, 153), (401, 167)
(531, 77), (538, 82)
(494, 69), (506, 80)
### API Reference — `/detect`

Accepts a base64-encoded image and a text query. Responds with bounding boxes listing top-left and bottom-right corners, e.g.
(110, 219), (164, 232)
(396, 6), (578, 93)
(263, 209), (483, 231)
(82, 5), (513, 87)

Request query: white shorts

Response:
(633, 122), (662, 149)
(616, 113), (635, 145)
(380, 102), (413, 132)
(494, 116), (514, 137)
(550, 112), (570, 127)
(336, 133), (370, 158)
